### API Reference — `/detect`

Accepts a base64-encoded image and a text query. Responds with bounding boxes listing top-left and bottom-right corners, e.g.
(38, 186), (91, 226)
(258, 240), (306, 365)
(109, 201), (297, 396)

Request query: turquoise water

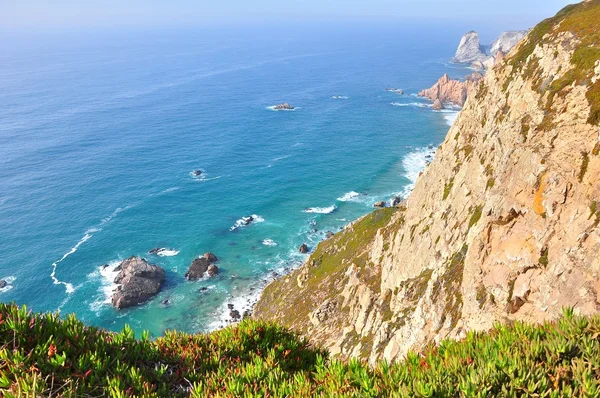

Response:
(0, 24), (472, 336)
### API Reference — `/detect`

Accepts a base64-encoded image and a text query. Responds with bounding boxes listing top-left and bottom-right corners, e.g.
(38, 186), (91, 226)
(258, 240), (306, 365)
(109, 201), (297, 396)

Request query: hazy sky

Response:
(0, 0), (576, 29)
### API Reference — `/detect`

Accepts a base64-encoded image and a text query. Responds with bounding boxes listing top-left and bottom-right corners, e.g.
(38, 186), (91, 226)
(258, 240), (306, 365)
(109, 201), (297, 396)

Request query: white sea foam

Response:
(337, 191), (362, 202)
(391, 102), (432, 108)
(50, 206), (130, 295)
(156, 249), (180, 257)
(0, 276), (16, 293)
(262, 239), (277, 247)
(230, 214), (265, 231)
(88, 260), (122, 312)
(332, 95), (349, 99)
(303, 205), (337, 214)
(433, 108), (461, 126)
(394, 146), (437, 199)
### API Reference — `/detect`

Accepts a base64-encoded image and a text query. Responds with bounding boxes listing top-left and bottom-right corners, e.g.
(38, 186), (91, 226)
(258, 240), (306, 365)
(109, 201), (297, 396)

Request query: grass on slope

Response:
(2, 303), (600, 397)
(505, 0), (600, 127)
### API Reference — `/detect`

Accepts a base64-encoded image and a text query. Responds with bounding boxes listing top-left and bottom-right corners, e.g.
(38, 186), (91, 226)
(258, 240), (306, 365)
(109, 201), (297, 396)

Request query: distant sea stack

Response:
(453, 30), (527, 68)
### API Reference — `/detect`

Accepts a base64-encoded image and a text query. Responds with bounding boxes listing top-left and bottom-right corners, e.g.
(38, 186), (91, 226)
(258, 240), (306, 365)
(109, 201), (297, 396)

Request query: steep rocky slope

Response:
(255, 0), (600, 365)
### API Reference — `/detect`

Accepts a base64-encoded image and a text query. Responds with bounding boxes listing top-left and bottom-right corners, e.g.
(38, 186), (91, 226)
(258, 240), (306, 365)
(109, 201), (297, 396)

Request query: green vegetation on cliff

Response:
(505, 0), (600, 127)
(2, 304), (600, 397)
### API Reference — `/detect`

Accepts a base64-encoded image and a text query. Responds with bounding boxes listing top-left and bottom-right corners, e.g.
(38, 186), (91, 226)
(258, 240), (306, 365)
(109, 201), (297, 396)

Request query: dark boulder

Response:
(111, 257), (165, 309)
(326, 231), (334, 239)
(186, 252), (219, 280)
(0, 280), (7, 289)
(299, 243), (309, 254)
(230, 310), (241, 320)
(374, 201), (387, 208)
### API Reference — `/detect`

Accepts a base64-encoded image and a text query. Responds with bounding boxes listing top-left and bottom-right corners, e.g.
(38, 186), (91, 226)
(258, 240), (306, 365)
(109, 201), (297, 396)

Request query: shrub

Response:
(2, 304), (600, 396)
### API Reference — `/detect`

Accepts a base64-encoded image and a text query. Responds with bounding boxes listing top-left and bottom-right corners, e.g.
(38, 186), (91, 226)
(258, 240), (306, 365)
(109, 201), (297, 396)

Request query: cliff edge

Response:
(255, 0), (600, 365)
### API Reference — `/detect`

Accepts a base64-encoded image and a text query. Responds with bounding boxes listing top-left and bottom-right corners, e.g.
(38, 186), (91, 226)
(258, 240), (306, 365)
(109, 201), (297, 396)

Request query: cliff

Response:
(255, 0), (600, 365)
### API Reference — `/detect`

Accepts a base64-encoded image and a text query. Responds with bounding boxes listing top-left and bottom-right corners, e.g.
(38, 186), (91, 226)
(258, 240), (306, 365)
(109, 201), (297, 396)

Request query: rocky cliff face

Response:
(255, 1), (600, 365)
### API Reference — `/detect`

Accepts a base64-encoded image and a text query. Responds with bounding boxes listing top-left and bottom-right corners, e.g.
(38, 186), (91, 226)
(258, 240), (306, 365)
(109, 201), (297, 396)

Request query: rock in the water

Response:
(207, 264), (219, 277)
(273, 103), (294, 110)
(326, 231), (334, 239)
(230, 310), (241, 320)
(299, 243), (309, 254)
(192, 169), (203, 177)
(111, 257), (165, 309)
(385, 88), (404, 94)
(0, 280), (7, 289)
(391, 197), (403, 207)
(374, 201), (387, 208)
(432, 99), (445, 110)
(227, 303), (234, 310)
(186, 252), (219, 280)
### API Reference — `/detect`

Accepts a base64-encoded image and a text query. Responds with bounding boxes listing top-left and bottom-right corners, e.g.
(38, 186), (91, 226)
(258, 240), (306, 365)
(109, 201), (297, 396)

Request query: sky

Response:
(0, 0), (576, 30)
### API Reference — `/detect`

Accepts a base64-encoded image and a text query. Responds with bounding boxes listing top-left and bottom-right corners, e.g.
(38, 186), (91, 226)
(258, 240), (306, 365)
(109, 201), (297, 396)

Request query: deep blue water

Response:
(0, 23), (474, 336)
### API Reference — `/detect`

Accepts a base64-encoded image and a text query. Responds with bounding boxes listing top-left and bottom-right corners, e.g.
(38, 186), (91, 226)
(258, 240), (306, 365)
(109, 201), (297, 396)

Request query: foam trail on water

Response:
(262, 239), (277, 247)
(49, 206), (130, 295)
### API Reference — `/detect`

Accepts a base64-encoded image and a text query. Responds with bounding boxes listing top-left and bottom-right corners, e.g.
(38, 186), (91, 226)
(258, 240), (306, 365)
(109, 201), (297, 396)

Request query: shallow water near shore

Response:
(0, 23), (474, 336)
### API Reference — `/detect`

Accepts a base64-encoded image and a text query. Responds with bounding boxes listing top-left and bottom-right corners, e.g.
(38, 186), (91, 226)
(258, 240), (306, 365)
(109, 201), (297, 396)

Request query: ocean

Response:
(0, 22), (476, 336)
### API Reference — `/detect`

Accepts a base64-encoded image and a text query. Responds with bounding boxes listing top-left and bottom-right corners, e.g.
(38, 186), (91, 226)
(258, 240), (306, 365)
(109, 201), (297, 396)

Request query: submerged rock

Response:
(111, 257), (165, 309)
(192, 170), (203, 177)
(385, 88), (404, 94)
(0, 280), (7, 289)
(186, 252), (219, 280)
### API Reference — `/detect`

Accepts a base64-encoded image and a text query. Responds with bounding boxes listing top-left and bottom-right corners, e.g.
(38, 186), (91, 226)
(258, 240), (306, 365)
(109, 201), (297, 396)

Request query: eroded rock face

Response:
(255, 3), (600, 366)
(186, 253), (219, 280)
(453, 31), (487, 64)
(419, 73), (483, 107)
(112, 257), (165, 309)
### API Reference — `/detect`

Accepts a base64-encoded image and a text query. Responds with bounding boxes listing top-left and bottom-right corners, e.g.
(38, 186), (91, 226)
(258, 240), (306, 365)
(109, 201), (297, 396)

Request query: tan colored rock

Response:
(419, 73), (483, 107)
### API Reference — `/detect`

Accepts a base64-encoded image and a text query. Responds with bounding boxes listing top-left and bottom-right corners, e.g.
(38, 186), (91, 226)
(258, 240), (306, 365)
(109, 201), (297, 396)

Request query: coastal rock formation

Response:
(453, 30), (527, 67)
(432, 99), (444, 110)
(299, 244), (309, 254)
(186, 252), (219, 280)
(373, 201), (387, 208)
(0, 280), (7, 289)
(452, 31), (488, 64)
(489, 31), (528, 56)
(418, 73), (483, 107)
(112, 257), (165, 309)
(255, 1), (600, 365)
(273, 103), (294, 110)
